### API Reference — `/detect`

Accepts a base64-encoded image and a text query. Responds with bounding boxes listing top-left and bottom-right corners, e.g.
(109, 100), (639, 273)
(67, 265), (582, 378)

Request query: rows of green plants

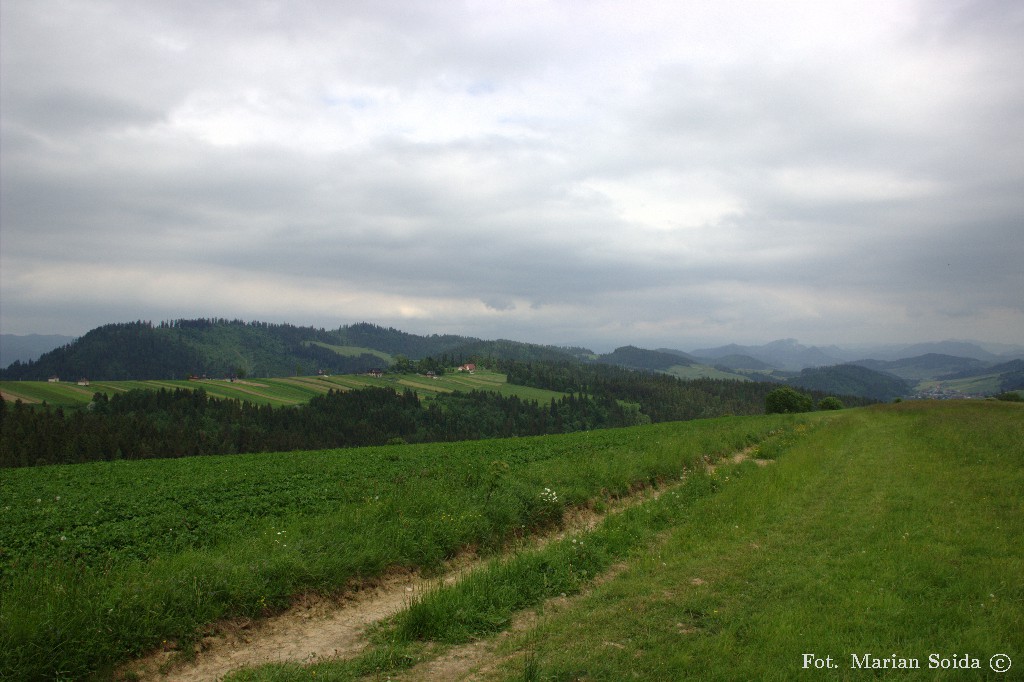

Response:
(0, 369), (564, 409)
(0, 413), (803, 680)
(227, 464), (742, 681)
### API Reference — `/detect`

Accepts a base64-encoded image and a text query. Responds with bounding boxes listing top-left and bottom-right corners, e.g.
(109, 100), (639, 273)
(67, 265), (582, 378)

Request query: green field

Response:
(0, 411), (795, 679)
(0, 369), (566, 408)
(1, 401), (1021, 680)
(474, 400), (1023, 680)
(221, 400), (1023, 681)
(916, 374), (1005, 396)
(665, 363), (748, 381)
(306, 341), (393, 364)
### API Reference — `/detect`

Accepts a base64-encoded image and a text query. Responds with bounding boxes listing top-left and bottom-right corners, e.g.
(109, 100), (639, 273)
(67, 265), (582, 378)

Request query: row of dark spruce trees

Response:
(0, 359), (870, 468)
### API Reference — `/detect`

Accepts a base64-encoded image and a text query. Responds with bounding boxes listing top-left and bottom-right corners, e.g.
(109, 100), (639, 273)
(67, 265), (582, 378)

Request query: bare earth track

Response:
(130, 566), (466, 681)
(0, 389), (39, 403)
(127, 450), (769, 681)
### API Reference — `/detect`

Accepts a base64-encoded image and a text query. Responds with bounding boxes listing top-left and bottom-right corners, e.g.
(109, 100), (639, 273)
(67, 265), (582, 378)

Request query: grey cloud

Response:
(482, 298), (515, 312)
(1, 1), (1021, 348)
(6, 90), (165, 136)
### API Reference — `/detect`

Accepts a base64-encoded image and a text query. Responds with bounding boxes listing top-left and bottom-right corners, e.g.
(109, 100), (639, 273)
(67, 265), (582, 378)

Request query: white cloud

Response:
(2, 0), (1022, 349)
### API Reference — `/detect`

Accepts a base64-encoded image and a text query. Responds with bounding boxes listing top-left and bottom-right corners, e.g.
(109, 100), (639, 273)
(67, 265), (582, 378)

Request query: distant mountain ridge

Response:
(707, 354), (774, 371)
(887, 341), (1000, 362)
(831, 340), (1021, 363)
(688, 338), (843, 370)
(686, 339), (1023, 370)
(787, 364), (910, 402)
(0, 320), (587, 381)
(2, 320), (1020, 399)
(598, 346), (692, 371)
(851, 354), (988, 382)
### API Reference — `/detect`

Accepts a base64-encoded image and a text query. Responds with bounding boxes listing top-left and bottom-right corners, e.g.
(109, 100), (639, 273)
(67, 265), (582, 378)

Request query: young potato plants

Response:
(0, 412), (802, 679)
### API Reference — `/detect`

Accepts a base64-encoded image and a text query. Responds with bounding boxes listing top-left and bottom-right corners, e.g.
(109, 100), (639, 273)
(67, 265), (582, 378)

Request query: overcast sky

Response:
(1, 0), (1021, 351)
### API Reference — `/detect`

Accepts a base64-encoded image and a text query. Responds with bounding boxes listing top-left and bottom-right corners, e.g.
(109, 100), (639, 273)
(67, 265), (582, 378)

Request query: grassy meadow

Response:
(1, 400), (1020, 680)
(479, 400), (1023, 681)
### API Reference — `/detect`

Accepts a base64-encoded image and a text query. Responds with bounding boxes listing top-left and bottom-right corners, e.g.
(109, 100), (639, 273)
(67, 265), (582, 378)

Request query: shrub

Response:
(817, 396), (845, 410)
(765, 387), (813, 414)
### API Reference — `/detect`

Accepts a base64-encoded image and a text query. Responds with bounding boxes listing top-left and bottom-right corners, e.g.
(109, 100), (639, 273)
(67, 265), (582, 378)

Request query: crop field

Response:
(305, 341), (393, 364)
(917, 374), (1003, 396)
(1, 411), (802, 679)
(0, 369), (566, 409)
(2, 401), (1020, 681)
(665, 363), (747, 381)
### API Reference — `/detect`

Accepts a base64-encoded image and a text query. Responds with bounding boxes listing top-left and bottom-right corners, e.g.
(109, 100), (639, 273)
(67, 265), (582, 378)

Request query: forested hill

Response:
(2, 321), (360, 380)
(597, 346), (693, 371)
(2, 361), (879, 467)
(0, 320), (588, 381)
(787, 364), (910, 402)
(1, 319), (950, 400)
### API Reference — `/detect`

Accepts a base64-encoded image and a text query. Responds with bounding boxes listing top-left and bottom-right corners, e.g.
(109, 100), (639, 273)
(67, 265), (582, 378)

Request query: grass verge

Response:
(490, 401), (1023, 680)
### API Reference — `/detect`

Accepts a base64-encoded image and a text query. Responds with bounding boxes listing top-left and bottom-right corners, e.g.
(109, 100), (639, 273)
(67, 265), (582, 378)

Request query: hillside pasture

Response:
(665, 363), (749, 381)
(0, 381), (97, 407)
(916, 373), (1004, 396)
(306, 341), (393, 364)
(0, 369), (567, 410)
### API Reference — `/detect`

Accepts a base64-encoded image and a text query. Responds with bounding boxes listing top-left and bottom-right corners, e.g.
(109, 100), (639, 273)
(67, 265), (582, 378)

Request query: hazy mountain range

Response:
(685, 338), (1021, 371)
(4, 329), (1020, 371)
(2, 323), (1021, 402)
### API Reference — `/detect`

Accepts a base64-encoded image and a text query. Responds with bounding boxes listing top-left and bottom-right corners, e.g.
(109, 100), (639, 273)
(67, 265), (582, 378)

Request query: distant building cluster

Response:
(909, 384), (984, 400)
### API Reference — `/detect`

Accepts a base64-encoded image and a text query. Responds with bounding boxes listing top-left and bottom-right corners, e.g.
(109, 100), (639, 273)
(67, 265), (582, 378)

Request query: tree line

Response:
(1, 358), (874, 468)
(0, 385), (643, 468)
(497, 359), (874, 420)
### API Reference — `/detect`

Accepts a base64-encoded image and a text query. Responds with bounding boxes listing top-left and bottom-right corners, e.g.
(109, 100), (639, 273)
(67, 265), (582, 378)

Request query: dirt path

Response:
(0, 389), (39, 403)
(395, 449), (772, 682)
(707, 448), (772, 474)
(130, 514), (606, 682)
(129, 449), (766, 681)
